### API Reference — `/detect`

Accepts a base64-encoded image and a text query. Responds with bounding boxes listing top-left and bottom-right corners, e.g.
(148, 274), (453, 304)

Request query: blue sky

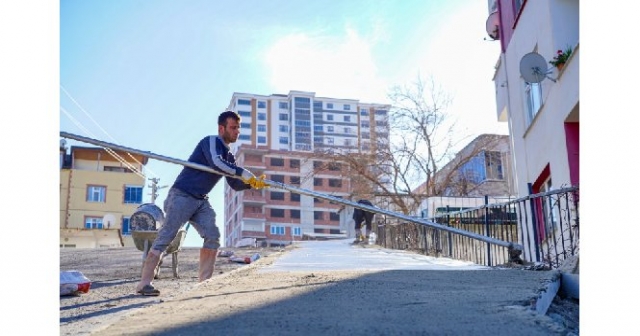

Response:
(58, 0), (508, 247)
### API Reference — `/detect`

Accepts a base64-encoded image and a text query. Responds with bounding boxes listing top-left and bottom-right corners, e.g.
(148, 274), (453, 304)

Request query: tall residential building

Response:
(223, 90), (391, 247)
(60, 142), (149, 248)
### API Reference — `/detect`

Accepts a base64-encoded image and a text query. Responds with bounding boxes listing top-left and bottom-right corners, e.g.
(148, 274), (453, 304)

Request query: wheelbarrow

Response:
(130, 203), (190, 279)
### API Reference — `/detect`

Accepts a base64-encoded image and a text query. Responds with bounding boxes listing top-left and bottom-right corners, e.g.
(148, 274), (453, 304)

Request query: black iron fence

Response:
(372, 186), (579, 269)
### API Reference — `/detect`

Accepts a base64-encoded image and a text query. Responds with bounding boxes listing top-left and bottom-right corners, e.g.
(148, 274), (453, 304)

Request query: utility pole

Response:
(148, 177), (168, 203)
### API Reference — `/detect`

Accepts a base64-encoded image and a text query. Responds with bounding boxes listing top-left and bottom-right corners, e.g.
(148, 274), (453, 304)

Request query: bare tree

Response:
(308, 75), (506, 215)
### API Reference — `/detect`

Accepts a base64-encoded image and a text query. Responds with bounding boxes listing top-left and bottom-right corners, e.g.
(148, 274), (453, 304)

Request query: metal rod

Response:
(60, 131), (523, 252)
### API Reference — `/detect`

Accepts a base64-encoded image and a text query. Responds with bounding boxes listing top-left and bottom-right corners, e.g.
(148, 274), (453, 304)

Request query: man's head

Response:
(218, 110), (241, 145)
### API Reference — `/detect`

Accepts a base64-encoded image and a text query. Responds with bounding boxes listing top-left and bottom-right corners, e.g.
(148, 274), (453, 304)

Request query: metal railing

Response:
(372, 186), (579, 269)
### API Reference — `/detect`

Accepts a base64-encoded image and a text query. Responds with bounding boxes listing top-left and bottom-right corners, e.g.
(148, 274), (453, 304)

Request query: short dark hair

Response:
(218, 110), (241, 126)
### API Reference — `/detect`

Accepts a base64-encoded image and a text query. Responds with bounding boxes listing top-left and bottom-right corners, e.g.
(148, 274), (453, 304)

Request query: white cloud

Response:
(263, 26), (390, 103)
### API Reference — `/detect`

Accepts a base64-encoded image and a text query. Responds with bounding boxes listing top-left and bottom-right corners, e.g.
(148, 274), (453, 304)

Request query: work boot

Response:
(199, 248), (218, 282)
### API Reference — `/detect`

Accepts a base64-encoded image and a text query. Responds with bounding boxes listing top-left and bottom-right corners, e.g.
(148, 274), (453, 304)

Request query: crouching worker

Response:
(352, 199), (375, 244)
(136, 110), (257, 296)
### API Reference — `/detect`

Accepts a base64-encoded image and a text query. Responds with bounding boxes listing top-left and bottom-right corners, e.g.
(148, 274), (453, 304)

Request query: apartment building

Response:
(60, 142), (149, 248)
(223, 90), (391, 247)
(487, 0), (579, 257)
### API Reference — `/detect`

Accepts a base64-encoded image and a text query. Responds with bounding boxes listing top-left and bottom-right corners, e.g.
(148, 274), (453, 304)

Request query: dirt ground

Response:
(60, 245), (291, 335)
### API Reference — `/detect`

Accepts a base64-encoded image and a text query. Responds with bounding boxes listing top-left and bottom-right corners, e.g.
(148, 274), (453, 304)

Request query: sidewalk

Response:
(90, 239), (574, 335)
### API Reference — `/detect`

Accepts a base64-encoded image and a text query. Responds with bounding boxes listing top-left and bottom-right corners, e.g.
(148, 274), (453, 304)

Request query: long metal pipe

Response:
(60, 131), (523, 253)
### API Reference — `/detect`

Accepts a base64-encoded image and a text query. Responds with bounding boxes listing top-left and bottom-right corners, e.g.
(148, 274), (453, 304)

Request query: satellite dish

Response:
(519, 52), (556, 83)
(103, 213), (117, 229)
(485, 11), (500, 40)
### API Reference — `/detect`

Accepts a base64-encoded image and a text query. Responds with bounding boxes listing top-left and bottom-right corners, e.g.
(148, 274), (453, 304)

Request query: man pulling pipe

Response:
(136, 111), (258, 296)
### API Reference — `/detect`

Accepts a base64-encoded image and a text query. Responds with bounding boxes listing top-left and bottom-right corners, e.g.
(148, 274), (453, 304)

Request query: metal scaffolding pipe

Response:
(60, 131), (523, 254)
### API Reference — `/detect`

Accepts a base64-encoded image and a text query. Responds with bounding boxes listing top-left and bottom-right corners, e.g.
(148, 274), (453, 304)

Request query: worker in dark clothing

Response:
(353, 199), (375, 243)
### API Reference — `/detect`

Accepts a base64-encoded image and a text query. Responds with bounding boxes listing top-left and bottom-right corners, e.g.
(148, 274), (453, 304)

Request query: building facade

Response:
(60, 143), (149, 248)
(223, 90), (391, 247)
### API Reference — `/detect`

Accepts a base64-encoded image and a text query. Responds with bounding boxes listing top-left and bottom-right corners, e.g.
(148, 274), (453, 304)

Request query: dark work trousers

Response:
(353, 208), (374, 233)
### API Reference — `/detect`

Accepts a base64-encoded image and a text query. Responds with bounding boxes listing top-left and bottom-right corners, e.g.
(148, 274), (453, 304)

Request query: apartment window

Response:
(327, 137), (334, 144)
(289, 159), (300, 168)
(293, 227), (302, 236)
(314, 211), (323, 220)
(328, 179), (342, 188)
(238, 111), (251, 118)
(290, 176), (300, 185)
(344, 116), (351, 122)
(279, 102), (289, 109)
(525, 81), (542, 126)
(330, 213), (340, 221)
(122, 217), (131, 235)
(327, 126), (334, 133)
(270, 225), (285, 235)
(270, 209), (285, 218)
(87, 185), (106, 203)
(238, 99), (251, 105)
(360, 109), (368, 116)
(344, 139), (353, 147)
(271, 158), (284, 166)
(270, 191), (285, 200)
(327, 114), (334, 121)
(328, 162), (341, 171)
(290, 209), (300, 218)
(290, 193), (300, 202)
(104, 166), (132, 173)
(271, 174), (284, 183)
(258, 113), (266, 121)
(123, 185), (143, 204)
(343, 104), (350, 110)
(279, 137), (289, 144)
(485, 151), (504, 180)
(279, 113), (289, 121)
(85, 216), (103, 229)
(258, 136), (266, 144)
(258, 124), (266, 132)
(279, 125), (289, 132)
(257, 101), (266, 108)
(361, 121), (369, 128)
(314, 178), (323, 186)
(361, 132), (370, 139)
(240, 122), (251, 129)
(327, 103), (333, 109)
(239, 134), (250, 141)
(314, 125), (323, 132)
(344, 127), (351, 134)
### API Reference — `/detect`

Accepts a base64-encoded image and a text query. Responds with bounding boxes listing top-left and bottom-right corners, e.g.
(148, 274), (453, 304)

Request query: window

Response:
(289, 159), (300, 168)
(344, 116), (351, 122)
(327, 126), (334, 133)
(328, 179), (342, 188)
(104, 166), (132, 173)
(279, 113), (289, 121)
(270, 225), (285, 235)
(85, 216), (103, 229)
(87, 185), (106, 203)
(239, 134), (250, 141)
(344, 127), (351, 134)
(279, 102), (288, 109)
(271, 175), (284, 183)
(314, 211), (323, 220)
(240, 122), (251, 129)
(485, 151), (504, 180)
(124, 185), (143, 204)
(314, 178), (323, 186)
(525, 81), (542, 126)
(290, 176), (300, 185)
(257, 101), (266, 108)
(279, 137), (288, 144)
(279, 125), (289, 132)
(328, 162), (341, 171)
(290, 209), (300, 218)
(258, 136), (266, 144)
(361, 132), (370, 139)
(122, 217), (131, 235)
(360, 109), (368, 116)
(258, 124), (266, 132)
(327, 137), (334, 144)
(290, 193), (300, 202)
(344, 139), (352, 147)
(293, 227), (302, 236)
(314, 198), (323, 203)
(313, 161), (323, 169)
(327, 103), (333, 109)
(270, 209), (285, 218)
(270, 191), (285, 200)
(271, 158), (284, 166)
(361, 121), (369, 128)
(258, 113), (266, 121)
(327, 114), (333, 121)
(330, 213), (340, 221)
(238, 99), (251, 105)
(238, 111), (251, 118)
(314, 125), (323, 132)
(343, 104), (350, 110)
